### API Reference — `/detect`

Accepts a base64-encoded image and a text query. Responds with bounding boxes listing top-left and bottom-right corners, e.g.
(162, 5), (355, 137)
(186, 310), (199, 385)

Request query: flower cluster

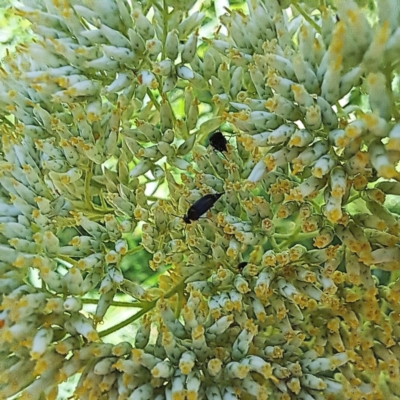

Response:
(1, 0), (400, 399)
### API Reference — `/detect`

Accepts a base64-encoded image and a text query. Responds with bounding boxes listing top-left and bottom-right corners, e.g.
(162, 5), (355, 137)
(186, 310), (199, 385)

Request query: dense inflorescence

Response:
(1, 0), (400, 399)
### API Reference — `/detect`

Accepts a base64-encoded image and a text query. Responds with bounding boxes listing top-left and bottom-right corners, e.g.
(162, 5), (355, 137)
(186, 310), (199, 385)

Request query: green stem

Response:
(292, 1), (321, 34)
(151, 0), (163, 13)
(98, 279), (186, 338)
(347, 193), (362, 204)
(175, 283), (185, 318)
(84, 162), (94, 211)
(0, 117), (14, 127)
(72, 209), (111, 220)
(278, 226), (303, 250)
(164, 278), (186, 300)
(269, 235), (280, 252)
(147, 88), (161, 111)
(309, 199), (321, 214)
(124, 245), (143, 256)
(161, 0), (169, 60)
(56, 255), (78, 267)
(81, 298), (146, 308)
(274, 231), (317, 241)
(273, 232), (297, 239)
(98, 302), (155, 337)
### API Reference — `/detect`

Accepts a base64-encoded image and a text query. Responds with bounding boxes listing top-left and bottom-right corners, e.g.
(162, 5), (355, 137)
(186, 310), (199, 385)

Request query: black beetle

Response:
(209, 131), (228, 153)
(237, 261), (248, 272)
(183, 192), (224, 223)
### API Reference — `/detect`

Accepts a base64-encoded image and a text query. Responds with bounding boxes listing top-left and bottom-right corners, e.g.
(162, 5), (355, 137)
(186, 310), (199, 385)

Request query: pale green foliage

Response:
(1, 1), (400, 399)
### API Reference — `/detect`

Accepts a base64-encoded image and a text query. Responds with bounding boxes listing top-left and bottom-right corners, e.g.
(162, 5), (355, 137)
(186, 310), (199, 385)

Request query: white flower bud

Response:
(109, 268), (124, 285)
(268, 124), (296, 145)
(329, 167), (346, 198)
(265, 94), (301, 120)
(146, 38), (162, 60)
(230, 66), (243, 99)
(230, 101), (249, 112)
(362, 112), (389, 137)
(328, 129), (347, 148)
(99, 273), (113, 295)
(176, 65), (195, 80)
(86, 53), (121, 71)
(344, 120), (366, 144)
(40, 267), (64, 292)
(128, 28), (145, 55)
(209, 75), (224, 94)
(133, 11), (154, 40)
(205, 385), (223, 399)
(64, 267), (84, 295)
(235, 231), (260, 245)
(370, 247), (400, 265)
(197, 118), (224, 138)
(248, 296), (266, 322)
(129, 383), (154, 400)
(247, 159), (266, 183)
(292, 141), (329, 174)
(367, 72), (391, 120)
(267, 72), (294, 100)
(102, 45), (135, 64)
(232, 321), (257, 360)
(63, 297), (82, 312)
(76, 253), (103, 271)
(165, 29), (180, 60)
(151, 360), (175, 378)
(202, 51), (216, 80)
(264, 53), (296, 80)
(292, 84), (314, 114)
(138, 70), (158, 89)
(77, 26), (106, 44)
(78, 266), (101, 292)
(249, 64), (269, 98)
(302, 352), (350, 374)
(305, 104), (322, 130)
(41, 159), (67, 173)
(93, 358), (115, 375)
(159, 300), (186, 338)
(370, 140), (398, 178)
(312, 154), (336, 178)
(9, 178), (36, 205)
(64, 79), (101, 98)
(339, 66), (362, 97)
(222, 386), (241, 399)
(127, 313), (148, 348)
(177, 134), (196, 155)
(317, 96), (338, 129)
(177, 351), (196, 375)
(153, 60), (174, 76)
(225, 361), (250, 379)
(175, 10), (203, 36)
(241, 355), (272, 379)
(9, 195), (33, 216)
(182, 32), (198, 63)
(67, 313), (99, 342)
(288, 128), (313, 147)
(130, 160), (152, 178)
(186, 98), (199, 131)
(277, 278), (299, 300)
(207, 315), (234, 337)
(321, 55), (342, 104)
(60, 167), (83, 185)
(105, 72), (134, 93)
(30, 328), (53, 359)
